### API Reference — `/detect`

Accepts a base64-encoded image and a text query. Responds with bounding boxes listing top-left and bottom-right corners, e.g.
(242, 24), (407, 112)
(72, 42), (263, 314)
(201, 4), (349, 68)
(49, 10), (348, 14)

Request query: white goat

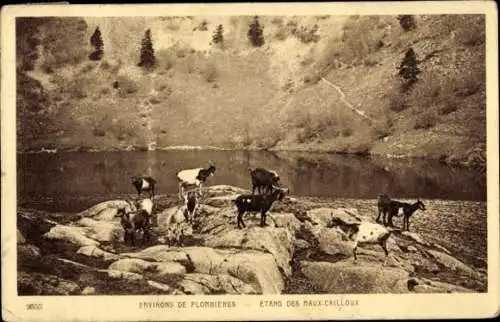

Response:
(176, 161), (216, 199)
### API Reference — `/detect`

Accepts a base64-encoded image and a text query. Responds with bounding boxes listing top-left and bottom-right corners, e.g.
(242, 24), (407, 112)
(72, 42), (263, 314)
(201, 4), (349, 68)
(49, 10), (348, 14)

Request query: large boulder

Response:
(43, 225), (99, 247)
(205, 227), (294, 277)
(214, 249), (285, 294)
(108, 258), (158, 275)
(78, 200), (136, 218)
(427, 250), (479, 278)
(77, 245), (120, 262)
(301, 260), (411, 293)
(76, 218), (123, 243)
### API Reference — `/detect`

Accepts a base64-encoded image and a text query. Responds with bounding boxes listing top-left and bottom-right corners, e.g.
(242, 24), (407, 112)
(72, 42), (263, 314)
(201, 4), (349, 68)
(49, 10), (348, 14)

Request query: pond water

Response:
(17, 150), (486, 213)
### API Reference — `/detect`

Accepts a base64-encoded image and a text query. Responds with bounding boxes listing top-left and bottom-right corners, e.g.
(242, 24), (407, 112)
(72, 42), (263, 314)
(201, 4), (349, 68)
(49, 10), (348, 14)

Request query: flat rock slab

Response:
(301, 260), (410, 294)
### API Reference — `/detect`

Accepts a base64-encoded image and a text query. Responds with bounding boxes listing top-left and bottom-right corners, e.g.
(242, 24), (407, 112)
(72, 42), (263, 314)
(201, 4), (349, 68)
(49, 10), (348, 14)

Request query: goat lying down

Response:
(337, 220), (400, 266)
(233, 186), (289, 229)
(176, 161), (216, 199)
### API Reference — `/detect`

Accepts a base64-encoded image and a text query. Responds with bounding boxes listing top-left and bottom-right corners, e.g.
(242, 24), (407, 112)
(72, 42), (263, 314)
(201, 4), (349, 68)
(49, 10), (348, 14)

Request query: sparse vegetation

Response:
(202, 63), (219, 83)
(15, 15), (486, 167)
(294, 24), (320, 44)
(413, 111), (437, 130)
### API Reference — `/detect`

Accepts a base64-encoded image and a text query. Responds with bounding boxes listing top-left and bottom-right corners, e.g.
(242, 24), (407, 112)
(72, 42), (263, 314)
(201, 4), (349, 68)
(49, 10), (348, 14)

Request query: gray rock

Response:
(108, 258), (158, 275)
(301, 260), (410, 293)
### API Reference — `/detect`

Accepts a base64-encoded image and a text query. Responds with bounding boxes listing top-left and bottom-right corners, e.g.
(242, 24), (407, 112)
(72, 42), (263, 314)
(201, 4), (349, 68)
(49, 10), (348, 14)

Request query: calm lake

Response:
(17, 150), (486, 213)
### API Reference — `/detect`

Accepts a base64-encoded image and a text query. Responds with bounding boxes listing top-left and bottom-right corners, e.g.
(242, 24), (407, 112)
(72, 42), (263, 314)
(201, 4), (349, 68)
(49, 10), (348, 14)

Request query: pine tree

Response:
(88, 26), (104, 61)
(138, 29), (156, 69)
(398, 47), (421, 91)
(212, 24), (224, 48)
(398, 15), (416, 31)
(247, 16), (265, 47)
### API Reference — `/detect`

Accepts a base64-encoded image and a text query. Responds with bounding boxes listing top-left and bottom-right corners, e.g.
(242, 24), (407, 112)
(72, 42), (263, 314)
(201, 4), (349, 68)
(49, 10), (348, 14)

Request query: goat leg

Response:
(352, 243), (358, 263)
(260, 211), (267, 227)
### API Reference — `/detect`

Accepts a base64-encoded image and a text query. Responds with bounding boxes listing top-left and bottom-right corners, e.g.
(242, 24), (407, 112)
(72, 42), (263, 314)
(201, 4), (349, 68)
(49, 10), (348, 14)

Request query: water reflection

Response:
(17, 150), (486, 211)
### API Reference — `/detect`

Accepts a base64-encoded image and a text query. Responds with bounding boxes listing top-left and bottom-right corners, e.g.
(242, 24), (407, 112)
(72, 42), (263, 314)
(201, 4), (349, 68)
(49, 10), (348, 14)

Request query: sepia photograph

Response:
(2, 2), (499, 321)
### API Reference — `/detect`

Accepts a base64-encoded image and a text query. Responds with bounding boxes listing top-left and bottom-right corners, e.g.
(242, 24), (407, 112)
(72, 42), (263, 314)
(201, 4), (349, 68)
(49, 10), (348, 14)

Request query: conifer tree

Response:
(89, 26), (104, 61)
(212, 24), (224, 48)
(247, 16), (265, 47)
(138, 29), (156, 69)
(397, 47), (421, 91)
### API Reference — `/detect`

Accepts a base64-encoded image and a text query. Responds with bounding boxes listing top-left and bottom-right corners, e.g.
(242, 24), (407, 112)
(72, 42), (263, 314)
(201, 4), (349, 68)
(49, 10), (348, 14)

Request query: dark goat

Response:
(376, 195), (426, 231)
(234, 187), (289, 229)
(131, 176), (156, 198)
(115, 207), (152, 246)
(248, 167), (280, 195)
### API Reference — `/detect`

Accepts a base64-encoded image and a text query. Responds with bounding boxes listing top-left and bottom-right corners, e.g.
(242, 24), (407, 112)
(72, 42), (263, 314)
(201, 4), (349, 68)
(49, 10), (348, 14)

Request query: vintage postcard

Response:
(1, 2), (499, 321)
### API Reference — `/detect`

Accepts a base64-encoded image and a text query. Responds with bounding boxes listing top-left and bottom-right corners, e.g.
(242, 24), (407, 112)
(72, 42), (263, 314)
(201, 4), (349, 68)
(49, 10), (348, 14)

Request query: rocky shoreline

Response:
(17, 185), (487, 295)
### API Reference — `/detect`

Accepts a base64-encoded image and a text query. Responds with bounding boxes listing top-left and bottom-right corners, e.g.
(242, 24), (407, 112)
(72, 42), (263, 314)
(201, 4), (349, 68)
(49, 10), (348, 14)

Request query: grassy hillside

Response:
(16, 15), (486, 169)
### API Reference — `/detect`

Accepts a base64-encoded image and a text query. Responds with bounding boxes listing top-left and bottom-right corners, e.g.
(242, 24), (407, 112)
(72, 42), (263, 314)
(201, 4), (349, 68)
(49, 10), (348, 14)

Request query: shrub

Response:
(294, 24), (320, 44)
(194, 20), (208, 31)
(114, 75), (139, 96)
(156, 49), (176, 70)
(413, 112), (437, 130)
(271, 17), (284, 25)
(275, 26), (288, 41)
(389, 94), (408, 112)
(438, 102), (458, 115)
(166, 22), (180, 31)
(93, 128), (106, 137)
(203, 63), (219, 83)
(363, 57), (378, 67)
(398, 15), (417, 31)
